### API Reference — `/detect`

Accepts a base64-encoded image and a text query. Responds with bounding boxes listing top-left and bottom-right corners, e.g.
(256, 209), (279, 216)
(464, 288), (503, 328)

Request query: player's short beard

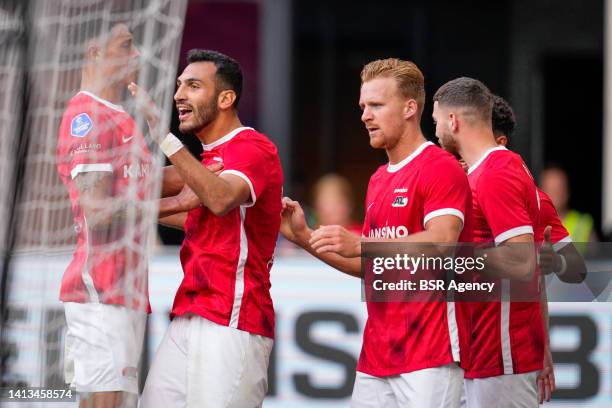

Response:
(179, 93), (219, 134)
(439, 131), (460, 158)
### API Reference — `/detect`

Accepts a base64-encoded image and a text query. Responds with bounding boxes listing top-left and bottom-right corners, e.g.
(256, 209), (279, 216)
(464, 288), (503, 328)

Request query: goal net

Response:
(0, 0), (187, 399)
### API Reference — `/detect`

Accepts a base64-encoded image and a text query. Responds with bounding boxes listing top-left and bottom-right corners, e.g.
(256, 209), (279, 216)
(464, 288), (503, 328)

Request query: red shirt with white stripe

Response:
(465, 146), (544, 378)
(359, 141), (473, 376)
(172, 127), (283, 339)
(537, 189), (572, 249)
(56, 91), (153, 311)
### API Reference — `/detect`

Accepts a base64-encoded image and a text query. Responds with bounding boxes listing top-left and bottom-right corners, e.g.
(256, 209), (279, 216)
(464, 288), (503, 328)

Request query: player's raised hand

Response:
(309, 225), (361, 258)
(539, 225), (554, 275)
(280, 197), (311, 245)
(127, 82), (164, 139)
(537, 345), (555, 403)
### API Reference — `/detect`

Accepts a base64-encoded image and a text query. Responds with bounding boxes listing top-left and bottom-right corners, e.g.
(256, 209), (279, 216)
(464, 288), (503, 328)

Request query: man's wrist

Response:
(160, 133), (184, 157)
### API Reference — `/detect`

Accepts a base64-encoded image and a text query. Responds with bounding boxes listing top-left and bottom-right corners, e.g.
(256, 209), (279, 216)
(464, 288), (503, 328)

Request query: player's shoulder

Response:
(231, 127), (278, 154)
(484, 148), (526, 172)
(419, 143), (466, 178)
(369, 163), (389, 183)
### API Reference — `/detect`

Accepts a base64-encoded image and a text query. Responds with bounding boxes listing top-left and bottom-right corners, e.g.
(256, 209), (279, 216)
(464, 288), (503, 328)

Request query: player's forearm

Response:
(475, 244), (536, 282)
(161, 165), (185, 197)
(158, 196), (185, 218)
(167, 149), (235, 216)
(81, 199), (145, 229)
(293, 230), (362, 277)
(159, 212), (187, 230)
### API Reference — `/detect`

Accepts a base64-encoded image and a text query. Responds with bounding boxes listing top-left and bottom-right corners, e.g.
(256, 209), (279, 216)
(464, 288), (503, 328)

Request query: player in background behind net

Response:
(281, 58), (474, 407)
(129, 49), (283, 408)
(433, 78), (543, 408)
(56, 22), (151, 408)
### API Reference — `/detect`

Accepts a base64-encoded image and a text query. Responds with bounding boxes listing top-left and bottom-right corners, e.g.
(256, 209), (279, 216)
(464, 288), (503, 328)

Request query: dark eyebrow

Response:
(176, 78), (203, 85)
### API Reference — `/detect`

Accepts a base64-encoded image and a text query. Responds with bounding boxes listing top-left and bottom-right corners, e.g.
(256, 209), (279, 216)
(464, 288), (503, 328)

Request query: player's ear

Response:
(218, 89), (236, 110)
(86, 41), (100, 62)
(496, 135), (508, 146)
(449, 112), (458, 132)
(404, 99), (418, 120)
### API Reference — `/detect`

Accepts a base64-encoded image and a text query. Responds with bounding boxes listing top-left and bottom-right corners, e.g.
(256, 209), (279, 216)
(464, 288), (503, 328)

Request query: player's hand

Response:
(127, 82), (164, 138)
(175, 162), (223, 211)
(537, 345), (555, 403)
(539, 226), (555, 275)
(309, 225), (361, 257)
(280, 197), (311, 245)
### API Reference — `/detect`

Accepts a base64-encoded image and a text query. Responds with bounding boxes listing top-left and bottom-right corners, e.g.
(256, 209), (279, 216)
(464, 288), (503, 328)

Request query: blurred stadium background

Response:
(1, 0), (611, 406)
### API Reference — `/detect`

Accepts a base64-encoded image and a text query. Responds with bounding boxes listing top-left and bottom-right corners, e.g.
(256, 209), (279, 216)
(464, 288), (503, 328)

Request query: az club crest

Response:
(392, 196), (408, 207)
(71, 113), (93, 137)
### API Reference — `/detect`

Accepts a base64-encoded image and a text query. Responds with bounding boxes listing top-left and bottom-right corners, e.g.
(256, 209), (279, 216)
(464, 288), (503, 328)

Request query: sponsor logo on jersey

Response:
(368, 225), (408, 238)
(70, 143), (101, 155)
(392, 196), (408, 207)
(122, 134), (134, 143)
(213, 156), (223, 162)
(70, 113), (93, 137)
(123, 162), (151, 178)
(393, 187), (408, 193)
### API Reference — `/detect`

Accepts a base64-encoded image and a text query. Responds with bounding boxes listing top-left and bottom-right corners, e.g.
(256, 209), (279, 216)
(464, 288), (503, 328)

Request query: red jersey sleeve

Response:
(220, 135), (275, 206)
(62, 108), (117, 180)
(478, 167), (535, 245)
(421, 157), (469, 227)
(538, 190), (572, 251)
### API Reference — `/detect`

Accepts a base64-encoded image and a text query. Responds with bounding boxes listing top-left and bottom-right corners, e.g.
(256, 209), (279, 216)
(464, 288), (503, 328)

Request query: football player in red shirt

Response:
(433, 77), (542, 407)
(56, 22), (150, 408)
(490, 95), (587, 404)
(132, 50), (283, 408)
(281, 59), (473, 407)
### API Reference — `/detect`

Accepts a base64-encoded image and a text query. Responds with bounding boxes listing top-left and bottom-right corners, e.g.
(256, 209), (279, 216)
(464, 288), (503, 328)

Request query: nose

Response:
(361, 107), (372, 123)
(174, 84), (185, 102)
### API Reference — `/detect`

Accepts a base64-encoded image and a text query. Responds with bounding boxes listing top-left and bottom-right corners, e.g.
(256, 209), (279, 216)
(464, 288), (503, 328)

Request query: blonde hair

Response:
(360, 58), (425, 117)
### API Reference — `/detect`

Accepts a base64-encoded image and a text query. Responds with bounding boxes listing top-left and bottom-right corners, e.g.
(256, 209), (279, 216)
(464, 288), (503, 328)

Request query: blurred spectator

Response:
(540, 166), (598, 243)
(311, 173), (362, 234)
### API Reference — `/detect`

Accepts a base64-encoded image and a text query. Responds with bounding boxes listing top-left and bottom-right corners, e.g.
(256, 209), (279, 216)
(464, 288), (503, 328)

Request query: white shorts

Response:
(463, 371), (538, 408)
(351, 363), (464, 408)
(63, 302), (147, 394)
(140, 315), (274, 408)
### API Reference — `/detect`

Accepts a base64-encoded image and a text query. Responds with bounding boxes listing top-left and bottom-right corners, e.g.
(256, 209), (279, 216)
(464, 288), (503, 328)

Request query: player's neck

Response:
(80, 76), (124, 105)
(460, 128), (499, 168)
(386, 129), (427, 164)
(195, 112), (243, 145)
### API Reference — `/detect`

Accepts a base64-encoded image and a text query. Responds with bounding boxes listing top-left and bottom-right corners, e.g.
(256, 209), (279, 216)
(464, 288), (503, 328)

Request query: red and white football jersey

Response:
(537, 188), (572, 250)
(359, 141), (473, 377)
(465, 146), (544, 378)
(172, 127), (283, 339)
(56, 91), (153, 311)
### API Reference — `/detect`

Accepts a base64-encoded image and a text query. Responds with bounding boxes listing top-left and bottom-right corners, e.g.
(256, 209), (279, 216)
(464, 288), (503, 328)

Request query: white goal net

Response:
(0, 0), (187, 401)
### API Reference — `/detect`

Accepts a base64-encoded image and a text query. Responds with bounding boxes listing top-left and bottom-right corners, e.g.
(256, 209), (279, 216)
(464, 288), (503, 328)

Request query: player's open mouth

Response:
(177, 106), (193, 121)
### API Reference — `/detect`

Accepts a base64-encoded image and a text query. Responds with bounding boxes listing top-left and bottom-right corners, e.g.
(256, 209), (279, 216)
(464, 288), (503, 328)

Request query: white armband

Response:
(555, 254), (567, 277)
(160, 133), (184, 157)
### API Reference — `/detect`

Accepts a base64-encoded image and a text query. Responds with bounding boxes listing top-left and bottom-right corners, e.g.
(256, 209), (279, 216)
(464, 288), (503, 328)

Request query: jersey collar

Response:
(78, 91), (125, 112)
(202, 126), (254, 151)
(467, 146), (507, 175)
(387, 141), (434, 173)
